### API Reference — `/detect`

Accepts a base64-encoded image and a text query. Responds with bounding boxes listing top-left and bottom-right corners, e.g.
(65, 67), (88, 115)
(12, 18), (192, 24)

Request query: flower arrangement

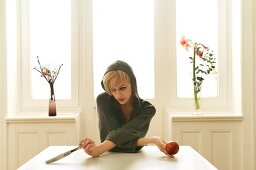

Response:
(33, 56), (63, 116)
(180, 36), (217, 110)
(33, 56), (63, 99)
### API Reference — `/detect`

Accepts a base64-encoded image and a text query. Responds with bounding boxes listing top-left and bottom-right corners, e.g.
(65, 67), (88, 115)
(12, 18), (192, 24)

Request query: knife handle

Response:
(63, 146), (81, 156)
(71, 146), (81, 153)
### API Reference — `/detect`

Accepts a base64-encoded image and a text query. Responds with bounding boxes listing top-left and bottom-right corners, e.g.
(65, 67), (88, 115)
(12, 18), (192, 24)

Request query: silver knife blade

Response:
(45, 146), (81, 164)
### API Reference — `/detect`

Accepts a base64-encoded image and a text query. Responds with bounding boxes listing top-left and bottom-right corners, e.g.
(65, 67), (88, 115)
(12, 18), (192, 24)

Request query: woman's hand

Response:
(151, 136), (166, 153)
(79, 138), (116, 158)
(151, 136), (171, 156)
(79, 138), (96, 155)
(87, 146), (102, 158)
(137, 136), (173, 157)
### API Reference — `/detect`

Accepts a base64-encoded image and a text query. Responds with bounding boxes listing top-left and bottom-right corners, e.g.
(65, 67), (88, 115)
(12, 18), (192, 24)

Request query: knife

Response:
(45, 146), (81, 164)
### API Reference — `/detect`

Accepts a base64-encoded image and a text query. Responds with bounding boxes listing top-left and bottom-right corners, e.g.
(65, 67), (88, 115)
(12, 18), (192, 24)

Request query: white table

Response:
(18, 146), (217, 170)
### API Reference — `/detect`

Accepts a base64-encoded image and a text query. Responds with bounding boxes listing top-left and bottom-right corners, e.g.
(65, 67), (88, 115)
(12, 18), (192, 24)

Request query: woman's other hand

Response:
(151, 136), (172, 157)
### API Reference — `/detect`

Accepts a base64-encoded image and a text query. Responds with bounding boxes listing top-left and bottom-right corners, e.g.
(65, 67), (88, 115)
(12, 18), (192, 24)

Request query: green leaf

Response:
(197, 77), (204, 81)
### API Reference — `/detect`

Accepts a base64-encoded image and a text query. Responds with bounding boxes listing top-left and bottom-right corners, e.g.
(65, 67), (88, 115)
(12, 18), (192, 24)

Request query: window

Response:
(169, 0), (241, 112)
(93, 0), (155, 99)
(176, 0), (218, 98)
(6, 0), (78, 114)
(5, 0), (241, 115)
(30, 0), (72, 100)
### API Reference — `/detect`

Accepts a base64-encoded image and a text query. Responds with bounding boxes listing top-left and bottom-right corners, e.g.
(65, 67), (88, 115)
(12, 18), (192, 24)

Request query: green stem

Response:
(50, 83), (55, 101)
(193, 47), (200, 109)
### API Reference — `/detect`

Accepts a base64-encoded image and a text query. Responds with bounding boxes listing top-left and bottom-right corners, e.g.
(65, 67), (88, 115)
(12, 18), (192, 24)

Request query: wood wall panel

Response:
(210, 130), (233, 170)
(46, 130), (68, 146)
(6, 115), (80, 170)
(171, 115), (242, 170)
(180, 130), (202, 152)
(16, 131), (38, 167)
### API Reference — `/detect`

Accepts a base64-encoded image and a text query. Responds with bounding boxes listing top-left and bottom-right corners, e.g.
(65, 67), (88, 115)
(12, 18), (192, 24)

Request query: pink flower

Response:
(180, 36), (191, 51)
(196, 47), (204, 58)
(33, 56), (63, 85)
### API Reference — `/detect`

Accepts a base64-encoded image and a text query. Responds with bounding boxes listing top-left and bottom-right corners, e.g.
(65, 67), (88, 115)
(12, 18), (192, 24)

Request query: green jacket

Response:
(97, 60), (156, 152)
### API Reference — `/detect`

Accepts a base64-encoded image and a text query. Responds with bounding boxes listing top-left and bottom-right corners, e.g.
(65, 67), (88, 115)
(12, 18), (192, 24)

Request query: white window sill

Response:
(169, 113), (243, 122)
(5, 113), (80, 123)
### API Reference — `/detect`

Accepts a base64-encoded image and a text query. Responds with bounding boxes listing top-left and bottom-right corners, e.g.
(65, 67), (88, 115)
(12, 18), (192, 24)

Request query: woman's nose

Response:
(115, 90), (122, 97)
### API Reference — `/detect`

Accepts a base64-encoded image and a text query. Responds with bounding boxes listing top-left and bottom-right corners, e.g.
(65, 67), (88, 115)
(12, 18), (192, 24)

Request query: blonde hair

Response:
(103, 70), (131, 95)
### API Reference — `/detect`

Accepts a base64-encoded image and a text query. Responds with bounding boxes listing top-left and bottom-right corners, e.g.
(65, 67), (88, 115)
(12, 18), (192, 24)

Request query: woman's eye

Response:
(120, 86), (126, 91)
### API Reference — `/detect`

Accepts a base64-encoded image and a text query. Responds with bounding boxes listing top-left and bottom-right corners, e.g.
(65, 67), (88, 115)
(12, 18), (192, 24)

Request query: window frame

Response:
(8, 0), (79, 114)
(167, 0), (236, 113)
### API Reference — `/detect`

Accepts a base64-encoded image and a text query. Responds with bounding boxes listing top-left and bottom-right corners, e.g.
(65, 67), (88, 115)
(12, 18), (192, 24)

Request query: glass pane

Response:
(93, 0), (155, 98)
(30, 0), (71, 99)
(176, 0), (218, 98)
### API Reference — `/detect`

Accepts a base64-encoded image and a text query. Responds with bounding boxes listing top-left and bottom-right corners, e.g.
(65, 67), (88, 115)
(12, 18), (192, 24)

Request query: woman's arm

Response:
(137, 136), (170, 156)
(104, 105), (156, 151)
(80, 136), (170, 158)
(89, 140), (116, 158)
(80, 138), (116, 158)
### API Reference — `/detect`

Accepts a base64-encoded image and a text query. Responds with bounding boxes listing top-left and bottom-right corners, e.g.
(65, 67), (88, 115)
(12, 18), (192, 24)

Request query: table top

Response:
(18, 145), (217, 170)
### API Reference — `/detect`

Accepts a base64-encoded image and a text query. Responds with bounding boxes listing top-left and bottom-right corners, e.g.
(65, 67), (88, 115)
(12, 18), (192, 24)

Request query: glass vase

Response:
(194, 98), (201, 114)
(193, 91), (202, 115)
(49, 99), (56, 116)
(49, 83), (56, 116)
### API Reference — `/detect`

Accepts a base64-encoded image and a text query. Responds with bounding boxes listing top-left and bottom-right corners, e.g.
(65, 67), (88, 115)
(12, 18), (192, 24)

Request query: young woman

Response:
(79, 60), (169, 157)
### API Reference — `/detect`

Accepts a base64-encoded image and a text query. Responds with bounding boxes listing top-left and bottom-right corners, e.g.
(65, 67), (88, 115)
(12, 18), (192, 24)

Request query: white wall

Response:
(254, 0), (256, 167)
(0, 0), (7, 169)
(241, 0), (255, 169)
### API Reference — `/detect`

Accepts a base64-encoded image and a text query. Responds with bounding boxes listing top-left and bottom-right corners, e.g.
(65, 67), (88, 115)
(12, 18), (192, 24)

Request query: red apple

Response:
(165, 141), (179, 155)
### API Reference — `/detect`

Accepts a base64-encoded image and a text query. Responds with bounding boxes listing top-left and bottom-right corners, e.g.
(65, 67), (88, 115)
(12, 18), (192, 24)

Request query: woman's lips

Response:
(117, 98), (125, 102)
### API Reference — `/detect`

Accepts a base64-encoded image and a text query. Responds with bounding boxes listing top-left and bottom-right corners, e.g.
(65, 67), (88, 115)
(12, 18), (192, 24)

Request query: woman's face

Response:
(110, 79), (132, 105)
